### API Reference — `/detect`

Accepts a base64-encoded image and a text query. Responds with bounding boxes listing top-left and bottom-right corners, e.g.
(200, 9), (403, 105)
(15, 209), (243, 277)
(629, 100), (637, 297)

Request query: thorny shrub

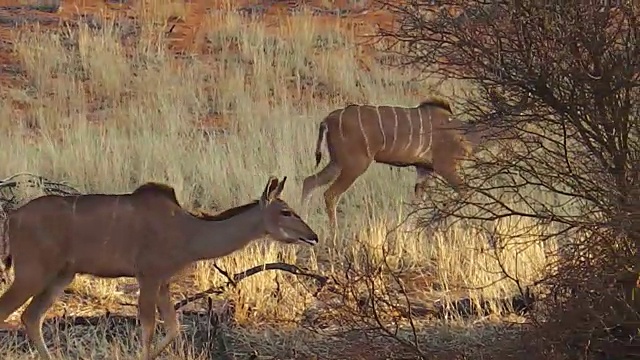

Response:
(375, 0), (640, 358)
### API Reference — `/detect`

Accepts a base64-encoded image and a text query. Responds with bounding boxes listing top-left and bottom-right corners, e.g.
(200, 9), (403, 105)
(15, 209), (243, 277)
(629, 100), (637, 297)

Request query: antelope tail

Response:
(314, 121), (328, 168)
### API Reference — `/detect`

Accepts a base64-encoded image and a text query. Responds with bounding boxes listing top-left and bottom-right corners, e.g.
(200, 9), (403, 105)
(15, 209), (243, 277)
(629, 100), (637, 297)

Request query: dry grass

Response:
(0, 5), (561, 360)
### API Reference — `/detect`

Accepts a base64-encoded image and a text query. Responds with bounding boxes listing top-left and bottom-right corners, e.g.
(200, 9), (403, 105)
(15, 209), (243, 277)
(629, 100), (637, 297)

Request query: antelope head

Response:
(259, 176), (319, 246)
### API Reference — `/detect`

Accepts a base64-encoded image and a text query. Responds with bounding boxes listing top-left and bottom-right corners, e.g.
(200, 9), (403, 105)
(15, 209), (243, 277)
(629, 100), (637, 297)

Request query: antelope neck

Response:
(457, 121), (495, 149)
(182, 203), (266, 262)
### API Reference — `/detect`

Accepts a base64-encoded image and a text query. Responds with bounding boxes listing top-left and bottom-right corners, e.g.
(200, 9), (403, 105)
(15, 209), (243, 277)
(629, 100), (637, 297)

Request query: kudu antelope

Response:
(301, 98), (510, 239)
(0, 176), (317, 360)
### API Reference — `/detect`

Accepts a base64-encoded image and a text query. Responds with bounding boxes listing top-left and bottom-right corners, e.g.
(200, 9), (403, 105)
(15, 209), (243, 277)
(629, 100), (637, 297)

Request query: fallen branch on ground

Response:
(172, 262), (329, 310)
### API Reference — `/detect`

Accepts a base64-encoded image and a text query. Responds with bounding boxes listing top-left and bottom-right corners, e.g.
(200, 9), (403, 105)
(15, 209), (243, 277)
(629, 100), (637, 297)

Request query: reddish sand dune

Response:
(0, 0), (394, 88)
(0, 0), (401, 133)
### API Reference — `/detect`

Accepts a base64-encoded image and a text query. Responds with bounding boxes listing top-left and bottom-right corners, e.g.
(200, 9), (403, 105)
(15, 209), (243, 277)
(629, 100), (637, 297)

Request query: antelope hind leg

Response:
(322, 163), (369, 244)
(21, 272), (75, 360)
(301, 163), (341, 206)
(0, 263), (58, 335)
(0, 280), (46, 329)
(148, 283), (180, 359)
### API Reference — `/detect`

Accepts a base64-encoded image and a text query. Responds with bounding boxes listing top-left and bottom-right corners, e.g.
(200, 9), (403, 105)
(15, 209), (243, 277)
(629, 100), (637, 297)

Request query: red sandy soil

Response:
(0, 0), (398, 131)
(0, 0), (395, 87)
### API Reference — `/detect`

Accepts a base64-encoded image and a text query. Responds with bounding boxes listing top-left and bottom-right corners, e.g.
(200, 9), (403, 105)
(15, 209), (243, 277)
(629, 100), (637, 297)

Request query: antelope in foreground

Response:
(0, 176), (318, 360)
(301, 98), (511, 240)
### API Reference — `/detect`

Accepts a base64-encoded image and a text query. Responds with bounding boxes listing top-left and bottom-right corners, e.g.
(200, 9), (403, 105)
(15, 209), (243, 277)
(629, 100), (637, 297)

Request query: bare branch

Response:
(0, 172), (81, 210)
(172, 262), (328, 311)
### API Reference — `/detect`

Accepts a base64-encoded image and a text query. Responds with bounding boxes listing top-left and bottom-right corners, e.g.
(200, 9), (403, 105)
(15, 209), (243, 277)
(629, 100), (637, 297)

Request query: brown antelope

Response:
(301, 98), (512, 240)
(0, 176), (317, 360)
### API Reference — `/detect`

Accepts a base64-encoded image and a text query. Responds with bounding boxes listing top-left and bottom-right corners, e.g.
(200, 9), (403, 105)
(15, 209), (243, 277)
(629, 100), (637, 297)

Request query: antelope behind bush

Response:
(301, 98), (512, 239)
(0, 176), (318, 360)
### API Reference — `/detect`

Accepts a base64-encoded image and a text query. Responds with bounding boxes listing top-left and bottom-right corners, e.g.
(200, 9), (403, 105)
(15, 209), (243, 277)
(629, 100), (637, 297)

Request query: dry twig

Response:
(173, 262), (329, 310)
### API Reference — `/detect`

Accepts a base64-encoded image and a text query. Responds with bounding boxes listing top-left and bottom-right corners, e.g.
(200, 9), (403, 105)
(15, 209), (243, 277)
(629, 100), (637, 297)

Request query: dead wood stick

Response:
(172, 262), (328, 310)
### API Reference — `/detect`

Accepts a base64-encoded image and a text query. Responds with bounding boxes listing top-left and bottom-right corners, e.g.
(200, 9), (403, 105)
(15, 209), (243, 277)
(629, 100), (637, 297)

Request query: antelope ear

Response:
(273, 176), (287, 198)
(260, 176), (279, 205)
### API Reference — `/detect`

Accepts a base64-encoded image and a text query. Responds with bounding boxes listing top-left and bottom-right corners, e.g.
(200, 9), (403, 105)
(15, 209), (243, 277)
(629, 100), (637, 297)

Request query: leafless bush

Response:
(375, 0), (639, 358)
(311, 238), (437, 360)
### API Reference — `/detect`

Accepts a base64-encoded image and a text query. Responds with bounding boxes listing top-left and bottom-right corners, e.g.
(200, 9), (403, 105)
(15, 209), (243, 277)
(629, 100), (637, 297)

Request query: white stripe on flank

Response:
(416, 107), (424, 156)
(418, 109), (433, 158)
(72, 196), (79, 217)
(338, 107), (347, 140)
(390, 107), (398, 152)
(403, 108), (414, 152)
(375, 106), (386, 152)
(357, 106), (371, 158)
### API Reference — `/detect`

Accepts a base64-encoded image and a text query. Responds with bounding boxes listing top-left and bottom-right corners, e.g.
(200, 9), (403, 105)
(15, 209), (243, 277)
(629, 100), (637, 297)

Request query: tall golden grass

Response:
(0, 5), (560, 359)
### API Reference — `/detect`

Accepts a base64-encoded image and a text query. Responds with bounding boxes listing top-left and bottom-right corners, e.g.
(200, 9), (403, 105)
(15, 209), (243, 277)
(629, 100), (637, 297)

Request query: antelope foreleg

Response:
(138, 280), (160, 360)
(412, 165), (434, 203)
(323, 191), (340, 243)
(322, 163), (369, 244)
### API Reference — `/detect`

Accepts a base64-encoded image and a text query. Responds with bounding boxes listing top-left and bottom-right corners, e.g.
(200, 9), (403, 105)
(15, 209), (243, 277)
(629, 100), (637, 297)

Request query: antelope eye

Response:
(281, 209), (293, 217)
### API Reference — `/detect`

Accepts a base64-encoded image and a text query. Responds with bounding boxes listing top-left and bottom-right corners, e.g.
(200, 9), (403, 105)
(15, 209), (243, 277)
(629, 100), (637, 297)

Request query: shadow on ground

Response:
(0, 307), (257, 360)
